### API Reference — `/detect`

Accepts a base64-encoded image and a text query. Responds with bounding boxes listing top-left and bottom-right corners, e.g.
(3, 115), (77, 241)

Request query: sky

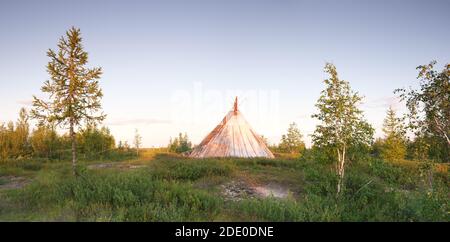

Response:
(0, 0), (449, 147)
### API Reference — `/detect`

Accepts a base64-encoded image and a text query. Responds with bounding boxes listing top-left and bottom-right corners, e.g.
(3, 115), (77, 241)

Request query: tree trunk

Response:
(337, 145), (346, 195)
(70, 119), (77, 176)
(434, 117), (450, 146)
(337, 148), (342, 195)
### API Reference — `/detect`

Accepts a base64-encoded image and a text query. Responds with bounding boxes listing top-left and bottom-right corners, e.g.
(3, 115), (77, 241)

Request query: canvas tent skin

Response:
(190, 97), (275, 158)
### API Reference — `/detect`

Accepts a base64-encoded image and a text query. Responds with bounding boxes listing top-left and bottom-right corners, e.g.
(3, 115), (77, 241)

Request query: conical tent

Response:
(190, 97), (274, 158)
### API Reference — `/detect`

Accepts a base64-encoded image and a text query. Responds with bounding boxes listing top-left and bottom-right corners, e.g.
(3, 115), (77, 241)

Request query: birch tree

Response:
(395, 61), (450, 154)
(312, 63), (373, 195)
(32, 27), (105, 175)
(134, 129), (142, 156)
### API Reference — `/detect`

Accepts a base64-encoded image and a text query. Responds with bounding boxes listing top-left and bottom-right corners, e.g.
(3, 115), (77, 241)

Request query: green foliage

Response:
(381, 137), (407, 161)
(395, 61), (450, 162)
(168, 133), (192, 154)
(301, 162), (337, 196)
(32, 27), (105, 173)
(0, 108), (31, 161)
(406, 133), (449, 162)
(303, 146), (335, 164)
(1, 112), (132, 163)
(312, 63), (374, 194)
(0, 159), (47, 177)
(14, 108), (31, 157)
(63, 173), (221, 221)
(383, 106), (407, 139)
(234, 198), (307, 221)
(374, 107), (407, 161)
(31, 27), (105, 127)
(234, 170), (448, 222)
(368, 159), (413, 186)
(30, 124), (61, 159)
(0, 153), (448, 222)
(312, 63), (374, 150)
(278, 122), (305, 154)
(150, 155), (234, 181)
(10, 169), (223, 221)
(77, 125), (115, 160)
(346, 143), (372, 164)
(234, 194), (350, 222)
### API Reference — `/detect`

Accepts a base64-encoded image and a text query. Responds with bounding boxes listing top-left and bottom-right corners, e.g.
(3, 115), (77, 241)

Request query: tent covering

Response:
(190, 97), (274, 158)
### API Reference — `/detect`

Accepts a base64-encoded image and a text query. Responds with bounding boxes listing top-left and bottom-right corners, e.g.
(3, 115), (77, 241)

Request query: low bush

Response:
(150, 156), (234, 181)
(11, 169), (224, 221)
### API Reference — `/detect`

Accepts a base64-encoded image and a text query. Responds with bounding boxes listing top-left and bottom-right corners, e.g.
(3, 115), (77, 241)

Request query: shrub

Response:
(234, 195), (342, 222)
(150, 156), (234, 181)
(11, 169), (224, 221)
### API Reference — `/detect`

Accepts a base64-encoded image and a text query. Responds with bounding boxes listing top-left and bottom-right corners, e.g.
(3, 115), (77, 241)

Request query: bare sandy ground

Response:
(221, 180), (290, 201)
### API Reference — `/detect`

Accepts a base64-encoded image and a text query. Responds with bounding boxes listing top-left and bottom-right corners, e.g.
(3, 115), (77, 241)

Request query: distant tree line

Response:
(0, 108), (134, 161)
(0, 108), (30, 160)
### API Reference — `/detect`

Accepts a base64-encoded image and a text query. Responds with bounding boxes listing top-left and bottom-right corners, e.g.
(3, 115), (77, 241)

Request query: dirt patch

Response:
(221, 180), (258, 201)
(87, 163), (115, 169)
(254, 184), (289, 199)
(127, 165), (147, 169)
(87, 163), (147, 170)
(221, 180), (290, 201)
(0, 176), (30, 190)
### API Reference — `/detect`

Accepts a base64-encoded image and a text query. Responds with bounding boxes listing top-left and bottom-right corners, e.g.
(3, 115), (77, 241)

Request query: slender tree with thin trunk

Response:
(134, 129), (142, 156)
(312, 63), (373, 195)
(32, 27), (105, 175)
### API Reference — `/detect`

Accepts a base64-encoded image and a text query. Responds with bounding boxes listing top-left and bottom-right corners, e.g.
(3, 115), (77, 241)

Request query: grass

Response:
(0, 150), (448, 221)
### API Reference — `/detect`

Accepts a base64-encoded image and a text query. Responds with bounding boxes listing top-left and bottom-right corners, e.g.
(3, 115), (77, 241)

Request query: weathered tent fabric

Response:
(190, 98), (274, 158)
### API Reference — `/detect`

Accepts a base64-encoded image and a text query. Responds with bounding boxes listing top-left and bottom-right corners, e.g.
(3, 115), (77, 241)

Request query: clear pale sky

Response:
(1, 0), (449, 147)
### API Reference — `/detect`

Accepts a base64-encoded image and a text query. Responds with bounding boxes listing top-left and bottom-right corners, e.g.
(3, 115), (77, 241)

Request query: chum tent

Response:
(190, 97), (275, 158)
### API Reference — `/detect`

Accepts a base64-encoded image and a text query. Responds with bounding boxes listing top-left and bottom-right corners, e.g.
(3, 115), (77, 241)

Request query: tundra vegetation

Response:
(0, 28), (448, 221)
